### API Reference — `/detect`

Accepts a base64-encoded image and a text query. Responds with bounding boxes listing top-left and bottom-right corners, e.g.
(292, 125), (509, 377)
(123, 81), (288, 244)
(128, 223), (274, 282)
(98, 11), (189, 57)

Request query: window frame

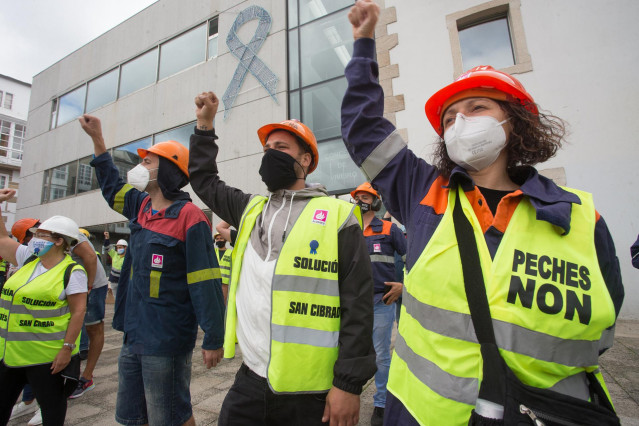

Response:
(446, 0), (532, 78)
(157, 22), (207, 82)
(3, 93), (13, 110)
(207, 16), (219, 60)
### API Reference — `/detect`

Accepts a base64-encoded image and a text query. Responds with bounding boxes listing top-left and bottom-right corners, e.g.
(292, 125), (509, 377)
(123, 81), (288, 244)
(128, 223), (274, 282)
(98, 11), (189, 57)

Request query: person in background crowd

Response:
(0, 191), (87, 426)
(102, 232), (126, 300)
(631, 235), (639, 269)
(68, 228), (110, 399)
(214, 226), (234, 303)
(351, 182), (406, 426)
(341, 1), (624, 424)
(7, 218), (43, 424)
(80, 113), (226, 426)
(214, 232), (229, 261)
(189, 91), (376, 426)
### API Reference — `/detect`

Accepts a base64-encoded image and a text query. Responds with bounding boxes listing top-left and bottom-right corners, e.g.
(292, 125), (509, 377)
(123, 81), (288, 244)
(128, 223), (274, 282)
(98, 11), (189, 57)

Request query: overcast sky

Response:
(0, 0), (158, 84)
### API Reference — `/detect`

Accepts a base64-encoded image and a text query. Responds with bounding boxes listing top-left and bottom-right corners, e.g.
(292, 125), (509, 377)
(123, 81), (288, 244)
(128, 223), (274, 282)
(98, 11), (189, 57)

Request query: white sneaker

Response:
(27, 409), (43, 426)
(9, 401), (38, 420)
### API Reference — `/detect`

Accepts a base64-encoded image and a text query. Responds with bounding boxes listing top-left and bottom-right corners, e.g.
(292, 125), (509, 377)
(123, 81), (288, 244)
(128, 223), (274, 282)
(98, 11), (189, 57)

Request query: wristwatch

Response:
(62, 342), (76, 350)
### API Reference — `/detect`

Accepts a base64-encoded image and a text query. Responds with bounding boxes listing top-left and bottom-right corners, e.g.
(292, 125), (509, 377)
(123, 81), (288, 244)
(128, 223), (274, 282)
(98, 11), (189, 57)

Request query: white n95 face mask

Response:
(443, 114), (509, 172)
(127, 164), (157, 192)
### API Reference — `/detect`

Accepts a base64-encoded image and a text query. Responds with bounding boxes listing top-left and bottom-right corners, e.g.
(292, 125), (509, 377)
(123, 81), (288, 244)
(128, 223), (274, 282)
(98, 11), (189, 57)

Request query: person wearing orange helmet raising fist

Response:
(79, 114), (225, 426)
(341, 1), (624, 425)
(189, 92), (375, 426)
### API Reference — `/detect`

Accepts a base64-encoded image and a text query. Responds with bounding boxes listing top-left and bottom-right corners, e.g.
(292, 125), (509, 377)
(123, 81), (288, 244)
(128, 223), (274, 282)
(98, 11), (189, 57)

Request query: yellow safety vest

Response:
(219, 248), (232, 286)
(108, 249), (125, 272)
(388, 187), (616, 425)
(0, 255), (83, 366)
(224, 195), (361, 393)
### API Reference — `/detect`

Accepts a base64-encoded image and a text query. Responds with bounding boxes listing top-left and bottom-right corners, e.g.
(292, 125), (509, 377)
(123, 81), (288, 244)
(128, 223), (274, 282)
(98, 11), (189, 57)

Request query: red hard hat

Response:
(350, 182), (379, 199)
(257, 120), (319, 173)
(12, 218), (40, 244)
(138, 140), (190, 178)
(425, 65), (538, 135)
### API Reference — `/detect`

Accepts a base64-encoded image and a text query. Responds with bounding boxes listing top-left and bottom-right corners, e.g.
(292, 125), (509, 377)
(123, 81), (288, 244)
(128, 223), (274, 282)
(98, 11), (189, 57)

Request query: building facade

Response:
(0, 74), (29, 231)
(20, 0), (639, 318)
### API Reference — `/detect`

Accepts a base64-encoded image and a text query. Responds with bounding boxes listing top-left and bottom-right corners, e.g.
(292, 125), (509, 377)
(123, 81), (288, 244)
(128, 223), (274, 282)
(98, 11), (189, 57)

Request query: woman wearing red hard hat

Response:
(341, 1), (623, 425)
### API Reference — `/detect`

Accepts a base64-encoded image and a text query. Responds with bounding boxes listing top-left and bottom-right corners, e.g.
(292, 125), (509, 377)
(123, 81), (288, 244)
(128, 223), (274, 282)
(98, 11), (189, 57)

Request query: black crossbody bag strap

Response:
(451, 189), (506, 405)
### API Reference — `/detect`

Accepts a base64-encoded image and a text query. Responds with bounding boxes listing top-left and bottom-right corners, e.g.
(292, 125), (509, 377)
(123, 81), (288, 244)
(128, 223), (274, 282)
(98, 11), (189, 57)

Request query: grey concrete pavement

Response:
(8, 303), (638, 425)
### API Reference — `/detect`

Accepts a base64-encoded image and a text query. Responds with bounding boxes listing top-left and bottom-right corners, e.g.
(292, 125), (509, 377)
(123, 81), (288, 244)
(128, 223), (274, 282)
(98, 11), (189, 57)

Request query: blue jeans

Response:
(373, 300), (395, 408)
(22, 384), (34, 401)
(115, 344), (193, 425)
(85, 285), (107, 325)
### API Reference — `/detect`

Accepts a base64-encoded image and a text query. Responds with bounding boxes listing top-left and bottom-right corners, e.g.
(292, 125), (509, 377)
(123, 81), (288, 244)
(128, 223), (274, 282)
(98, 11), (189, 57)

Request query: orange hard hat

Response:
(12, 218), (40, 244)
(138, 140), (190, 177)
(425, 65), (538, 135)
(257, 120), (319, 173)
(350, 182), (379, 199)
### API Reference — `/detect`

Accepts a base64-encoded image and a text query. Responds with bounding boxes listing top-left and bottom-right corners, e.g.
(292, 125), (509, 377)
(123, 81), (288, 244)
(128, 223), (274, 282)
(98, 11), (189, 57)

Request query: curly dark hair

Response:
(433, 100), (567, 178)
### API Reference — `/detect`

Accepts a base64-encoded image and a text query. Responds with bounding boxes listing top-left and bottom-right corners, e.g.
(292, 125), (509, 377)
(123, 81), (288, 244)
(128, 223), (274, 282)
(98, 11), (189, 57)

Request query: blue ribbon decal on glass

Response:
(222, 5), (279, 119)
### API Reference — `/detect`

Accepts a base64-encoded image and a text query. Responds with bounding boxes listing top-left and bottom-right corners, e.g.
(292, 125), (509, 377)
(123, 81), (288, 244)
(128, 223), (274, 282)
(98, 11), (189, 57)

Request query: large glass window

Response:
(301, 78), (347, 141)
(57, 86), (87, 127)
(288, 30), (300, 90)
(289, 91), (301, 121)
(77, 156), (100, 193)
(154, 122), (195, 148)
(12, 124), (25, 160)
(86, 68), (119, 112)
(311, 138), (364, 194)
(208, 17), (219, 59)
(112, 137), (152, 179)
(159, 24), (206, 80)
(49, 161), (77, 200)
(459, 17), (514, 71)
(298, 0), (353, 25)
(119, 48), (159, 98)
(288, 3), (356, 193)
(299, 12), (353, 87)
(288, 0), (299, 28)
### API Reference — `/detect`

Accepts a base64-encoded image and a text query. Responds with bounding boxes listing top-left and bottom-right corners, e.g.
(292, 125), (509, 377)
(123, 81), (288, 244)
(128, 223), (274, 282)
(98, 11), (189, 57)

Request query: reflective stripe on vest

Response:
(224, 195), (361, 393)
(387, 187), (616, 425)
(0, 255), (83, 366)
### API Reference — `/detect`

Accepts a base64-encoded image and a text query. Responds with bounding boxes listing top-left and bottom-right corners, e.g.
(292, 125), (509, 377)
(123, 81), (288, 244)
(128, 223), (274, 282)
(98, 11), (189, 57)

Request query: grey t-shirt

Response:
(70, 234), (109, 289)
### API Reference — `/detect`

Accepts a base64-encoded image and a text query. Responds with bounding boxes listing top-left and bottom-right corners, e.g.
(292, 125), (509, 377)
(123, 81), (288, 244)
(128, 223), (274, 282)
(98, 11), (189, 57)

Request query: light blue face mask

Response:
(117, 248), (125, 255)
(27, 237), (54, 257)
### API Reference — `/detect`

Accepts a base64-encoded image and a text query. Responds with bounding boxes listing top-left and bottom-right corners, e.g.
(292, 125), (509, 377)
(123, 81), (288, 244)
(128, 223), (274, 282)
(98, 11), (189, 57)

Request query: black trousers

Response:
(0, 361), (67, 426)
(219, 363), (329, 426)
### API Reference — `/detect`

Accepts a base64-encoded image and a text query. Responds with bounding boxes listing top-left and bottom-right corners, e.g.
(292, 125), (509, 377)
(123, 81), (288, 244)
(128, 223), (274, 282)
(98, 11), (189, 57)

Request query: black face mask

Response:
(357, 201), (372, 214)
(215, 240), (226, 249)
(259, 149), (304, 192)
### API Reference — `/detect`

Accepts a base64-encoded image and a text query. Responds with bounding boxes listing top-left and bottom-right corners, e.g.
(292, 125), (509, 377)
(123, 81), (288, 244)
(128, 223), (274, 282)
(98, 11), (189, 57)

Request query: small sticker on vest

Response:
(312, 209), (328, 225)
(152, 254), (163, 268)
(373, 243), (381, 253)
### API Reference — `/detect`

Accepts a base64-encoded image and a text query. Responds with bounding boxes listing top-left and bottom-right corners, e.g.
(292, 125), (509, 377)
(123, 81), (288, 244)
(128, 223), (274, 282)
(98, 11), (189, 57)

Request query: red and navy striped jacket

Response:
(91, 152), (225, 356)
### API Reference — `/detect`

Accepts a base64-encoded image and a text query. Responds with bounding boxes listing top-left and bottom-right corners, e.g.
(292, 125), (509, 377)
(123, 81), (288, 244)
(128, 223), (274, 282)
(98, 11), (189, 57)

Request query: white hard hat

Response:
(116, 239), (128, 247)
(33, 215), (80, 245)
